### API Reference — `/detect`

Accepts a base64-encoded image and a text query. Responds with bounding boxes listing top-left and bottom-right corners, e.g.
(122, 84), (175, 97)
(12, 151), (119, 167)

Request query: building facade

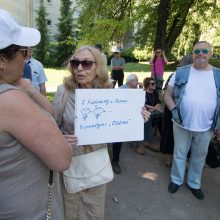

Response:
(0, 0), (78, 40)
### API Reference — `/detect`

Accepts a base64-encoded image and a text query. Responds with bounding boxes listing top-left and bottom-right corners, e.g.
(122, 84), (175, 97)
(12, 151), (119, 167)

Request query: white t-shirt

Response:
(169, 66), (217, 131)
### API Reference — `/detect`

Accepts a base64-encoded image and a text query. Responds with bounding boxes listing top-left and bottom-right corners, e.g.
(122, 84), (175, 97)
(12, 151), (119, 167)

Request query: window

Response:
(47, 20), (51, 25)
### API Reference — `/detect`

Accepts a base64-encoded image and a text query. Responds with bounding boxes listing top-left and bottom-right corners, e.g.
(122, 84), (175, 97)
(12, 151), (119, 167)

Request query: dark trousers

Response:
(112, 142), (122, 162)
(111, 70), (124, 87)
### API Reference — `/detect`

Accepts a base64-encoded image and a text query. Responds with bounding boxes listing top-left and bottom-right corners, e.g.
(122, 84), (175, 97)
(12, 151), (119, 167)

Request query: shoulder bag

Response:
(56, 86), (114, 193)
(206, 139), (220, 168)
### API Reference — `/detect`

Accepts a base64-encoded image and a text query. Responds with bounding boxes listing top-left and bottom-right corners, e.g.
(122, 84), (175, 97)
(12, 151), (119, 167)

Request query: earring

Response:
(0, 63), (6, 72)
(0, 67), (6, 72)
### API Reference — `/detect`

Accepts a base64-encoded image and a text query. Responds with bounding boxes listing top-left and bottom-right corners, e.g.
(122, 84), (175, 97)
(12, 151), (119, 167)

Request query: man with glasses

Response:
(164, 41), (220, 200)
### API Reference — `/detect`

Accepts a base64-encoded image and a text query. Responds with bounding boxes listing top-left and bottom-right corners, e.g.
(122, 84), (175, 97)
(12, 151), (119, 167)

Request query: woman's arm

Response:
(0, 90), (72, 172)
(163, 52), (168, 64)
(149, 52), (155, 64)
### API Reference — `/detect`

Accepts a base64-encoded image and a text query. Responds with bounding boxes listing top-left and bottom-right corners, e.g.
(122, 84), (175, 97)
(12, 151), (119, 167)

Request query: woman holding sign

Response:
(53, 45), (150, 220)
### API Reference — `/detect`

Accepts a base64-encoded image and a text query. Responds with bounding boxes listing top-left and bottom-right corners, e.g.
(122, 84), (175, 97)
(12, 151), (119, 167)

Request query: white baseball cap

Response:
(114, 48), (121, 53)
(0, 8), (41, 49)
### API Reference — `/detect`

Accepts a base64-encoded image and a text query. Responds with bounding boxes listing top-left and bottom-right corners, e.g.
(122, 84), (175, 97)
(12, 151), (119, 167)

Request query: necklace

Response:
(146, 92), (154, 106)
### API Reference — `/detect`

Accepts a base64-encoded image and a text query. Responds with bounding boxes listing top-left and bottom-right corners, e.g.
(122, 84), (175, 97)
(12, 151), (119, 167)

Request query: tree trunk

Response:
(154, 0), (170, 51)
(154, 0), (196, 57)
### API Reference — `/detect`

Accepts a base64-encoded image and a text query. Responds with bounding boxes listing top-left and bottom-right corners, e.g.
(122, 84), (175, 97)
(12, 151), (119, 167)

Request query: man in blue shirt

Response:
(25, 47), (47, 96)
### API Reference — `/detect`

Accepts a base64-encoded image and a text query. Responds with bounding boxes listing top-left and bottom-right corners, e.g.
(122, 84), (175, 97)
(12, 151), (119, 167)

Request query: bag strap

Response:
(46, 170), (53, 220)
(153, 63), (158, 82)
(57, 89), (70, 128)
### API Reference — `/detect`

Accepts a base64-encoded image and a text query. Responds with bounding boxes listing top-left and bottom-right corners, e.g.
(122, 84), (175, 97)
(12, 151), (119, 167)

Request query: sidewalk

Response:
(105, 143), (220, 220)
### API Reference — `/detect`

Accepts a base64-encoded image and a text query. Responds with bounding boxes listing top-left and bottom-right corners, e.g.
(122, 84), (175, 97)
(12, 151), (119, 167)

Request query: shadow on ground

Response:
(105, 142), (220, 220)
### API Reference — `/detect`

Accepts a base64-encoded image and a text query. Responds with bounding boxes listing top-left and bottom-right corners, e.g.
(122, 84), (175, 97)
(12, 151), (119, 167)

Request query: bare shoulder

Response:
(0, 89), (40, 131)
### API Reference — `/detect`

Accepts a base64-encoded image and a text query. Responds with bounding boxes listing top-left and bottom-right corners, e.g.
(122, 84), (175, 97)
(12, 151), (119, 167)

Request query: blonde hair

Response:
(64, 45), (113, 90)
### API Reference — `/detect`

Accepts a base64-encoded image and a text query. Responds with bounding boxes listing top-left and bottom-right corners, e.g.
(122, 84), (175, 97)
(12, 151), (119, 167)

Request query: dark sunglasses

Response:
(193, 48), (209, 55)
(155, 51), (161, 54)
(70, 59), (96, 70)
(149, 82), (155, 86)
(18, 48), (28, 58)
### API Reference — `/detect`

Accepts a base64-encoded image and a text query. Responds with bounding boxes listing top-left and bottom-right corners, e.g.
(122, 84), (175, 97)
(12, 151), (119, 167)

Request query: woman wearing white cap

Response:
(0, 8), (73, 219)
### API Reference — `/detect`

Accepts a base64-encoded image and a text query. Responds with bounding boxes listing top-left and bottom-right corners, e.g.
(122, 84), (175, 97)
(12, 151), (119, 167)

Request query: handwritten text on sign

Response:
(75, 89), (145, 145)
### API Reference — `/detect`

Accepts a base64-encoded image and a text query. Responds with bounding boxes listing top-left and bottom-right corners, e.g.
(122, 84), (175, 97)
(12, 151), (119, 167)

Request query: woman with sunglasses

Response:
(143, 77), (163, 152)
(0, 9), (72, 219)
(149, 48), (168, 90)
(53, 45), (150, 220)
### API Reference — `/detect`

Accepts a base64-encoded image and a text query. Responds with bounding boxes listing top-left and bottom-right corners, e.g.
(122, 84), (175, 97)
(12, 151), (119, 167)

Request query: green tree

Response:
(78, 0), (220, 59)
(78, 0), (134, 51)
(54, 0), (76, 67)
(35, 0), (50, 65)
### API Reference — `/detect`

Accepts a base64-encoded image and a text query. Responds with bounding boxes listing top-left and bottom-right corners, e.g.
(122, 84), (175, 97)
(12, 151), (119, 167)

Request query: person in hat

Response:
(0, 8), (73, 219)
(111, 48), (125, 88)
(95, 43), (107, 65)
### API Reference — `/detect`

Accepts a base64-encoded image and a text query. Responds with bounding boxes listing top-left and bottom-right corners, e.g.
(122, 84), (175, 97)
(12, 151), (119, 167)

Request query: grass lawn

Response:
(46, 62), (174, 101)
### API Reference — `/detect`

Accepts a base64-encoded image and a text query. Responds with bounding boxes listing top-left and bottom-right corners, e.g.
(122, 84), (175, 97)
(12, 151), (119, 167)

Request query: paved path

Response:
(105, 143), (220, 220)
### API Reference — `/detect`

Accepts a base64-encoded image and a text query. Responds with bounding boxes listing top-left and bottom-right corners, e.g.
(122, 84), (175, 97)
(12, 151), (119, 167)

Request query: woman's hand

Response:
(13, 77), (31, 89)
(141, 107), (151, 123)
(154, 104), (163, 112)
(13, 78), (36, 97)
(64, 135), (78, 146)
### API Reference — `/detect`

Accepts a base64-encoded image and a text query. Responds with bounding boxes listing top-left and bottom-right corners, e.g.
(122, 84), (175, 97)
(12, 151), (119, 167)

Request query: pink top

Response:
(151, 57), (165, 77)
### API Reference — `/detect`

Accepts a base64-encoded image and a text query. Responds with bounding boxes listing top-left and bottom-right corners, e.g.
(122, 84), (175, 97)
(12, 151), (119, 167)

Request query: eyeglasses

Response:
(18, 48), (28, 58)
(70, 59), (96, 70)
(149, 82), (155, 86)
(193, 48), (209, 55)
(155, 51), (161, 54)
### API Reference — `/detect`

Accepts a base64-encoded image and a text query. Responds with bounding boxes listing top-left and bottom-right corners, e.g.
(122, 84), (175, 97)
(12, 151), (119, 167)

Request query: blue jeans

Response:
(171, 123), (212, 189)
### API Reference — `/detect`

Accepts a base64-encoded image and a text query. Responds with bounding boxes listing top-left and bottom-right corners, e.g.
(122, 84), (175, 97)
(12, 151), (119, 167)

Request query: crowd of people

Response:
(1, 7), (220, 220)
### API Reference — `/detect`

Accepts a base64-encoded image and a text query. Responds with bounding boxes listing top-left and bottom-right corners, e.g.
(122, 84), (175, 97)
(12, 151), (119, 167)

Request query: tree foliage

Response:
(77, 0), (220, 59)
(35, 0), (50, 65)
(54, 0), (76, 66)
(77, 0), (134, 51)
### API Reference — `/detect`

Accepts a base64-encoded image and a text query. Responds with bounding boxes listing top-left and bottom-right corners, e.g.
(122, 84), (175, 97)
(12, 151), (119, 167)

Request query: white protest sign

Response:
(74, 89), (145, 145)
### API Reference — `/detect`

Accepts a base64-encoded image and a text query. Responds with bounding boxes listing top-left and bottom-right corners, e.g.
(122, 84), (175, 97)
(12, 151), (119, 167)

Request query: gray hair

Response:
(193, 41), (212, 50)
(126, 74), (138, 83)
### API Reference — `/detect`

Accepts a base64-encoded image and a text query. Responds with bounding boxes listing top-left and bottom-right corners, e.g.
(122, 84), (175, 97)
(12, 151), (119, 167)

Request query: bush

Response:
(209, 58), (220, 68)
(133, 47), (152, 62)
(120, 48), (139, 63)
(107, 48), (138, 64)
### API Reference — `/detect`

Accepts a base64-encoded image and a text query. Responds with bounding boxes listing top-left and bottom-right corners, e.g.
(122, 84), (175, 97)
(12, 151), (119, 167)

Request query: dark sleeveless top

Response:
(0, 84), (64, 220)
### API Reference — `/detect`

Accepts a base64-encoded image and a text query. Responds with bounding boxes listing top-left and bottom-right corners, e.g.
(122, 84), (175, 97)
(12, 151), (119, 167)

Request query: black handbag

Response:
(206, 140), (220, 168)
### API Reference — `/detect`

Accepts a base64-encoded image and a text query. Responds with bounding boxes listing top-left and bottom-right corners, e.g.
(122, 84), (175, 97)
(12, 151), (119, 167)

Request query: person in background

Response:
(164, 41), (220, 200)
(179, 54), (193, 67)
(111, 74), (147, 175)
(0, 8), (73, 219)
(23, 62), (32, 81)
(142, 77), (162, 152)
(111, 49), (125, 88)
(95, 43), (107, 65)
(25, 47), (47, 96)
(160, 54), (194, 167)
(149, 48), (168, 90)
(120, 73), (143, 89)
